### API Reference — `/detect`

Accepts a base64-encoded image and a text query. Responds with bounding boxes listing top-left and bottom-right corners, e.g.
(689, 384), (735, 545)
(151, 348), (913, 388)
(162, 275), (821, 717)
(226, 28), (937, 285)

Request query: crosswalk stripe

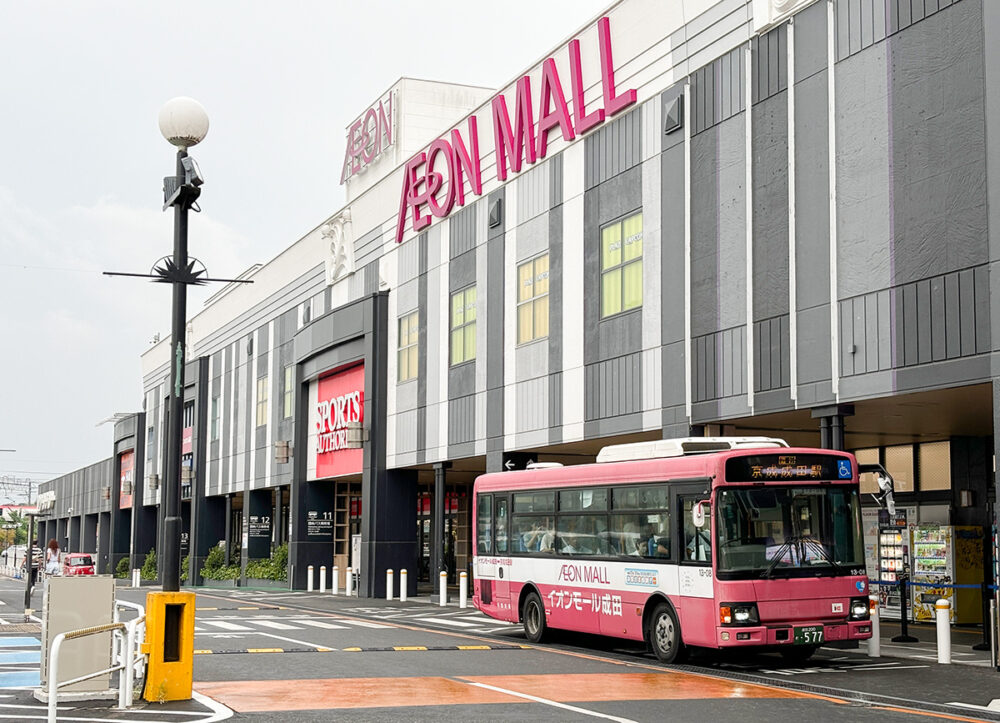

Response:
(295, 620), (347, 630)
(336, 619), (391, 629)
(253, 620), (301, 631)
(202, 620), (252, 631)
(414, 616), (478, 628)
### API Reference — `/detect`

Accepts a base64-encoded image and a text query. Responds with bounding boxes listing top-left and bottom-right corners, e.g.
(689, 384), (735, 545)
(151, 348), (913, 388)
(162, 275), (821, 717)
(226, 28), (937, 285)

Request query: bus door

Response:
(492, 497), (511, 605)
(675, 485), (715, 648)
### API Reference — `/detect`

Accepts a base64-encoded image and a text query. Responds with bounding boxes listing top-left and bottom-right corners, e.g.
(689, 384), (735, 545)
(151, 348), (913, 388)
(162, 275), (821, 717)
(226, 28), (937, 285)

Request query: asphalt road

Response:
(0, 578), (997, 722)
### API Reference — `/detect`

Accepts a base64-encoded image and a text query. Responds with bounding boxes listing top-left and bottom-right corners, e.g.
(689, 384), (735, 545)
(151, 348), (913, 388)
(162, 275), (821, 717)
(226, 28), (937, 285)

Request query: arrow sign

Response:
(504, 459), (515, 471)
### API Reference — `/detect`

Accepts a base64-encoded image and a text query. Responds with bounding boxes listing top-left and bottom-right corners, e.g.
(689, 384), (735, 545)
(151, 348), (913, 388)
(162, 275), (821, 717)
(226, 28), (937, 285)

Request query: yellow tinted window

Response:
(534, 296), (549, 338)
(535, 255), (549, 296)
(623, 213), (643, 262)
(452, 293), (464, 329)
(602, 225), (621, 270)
(518, 262), (533, 303)
(518, 303), (533, 344)
(465, 287), (477, 322)
(464, 322), (476, 360)
(623, 260), (643, 310)
(451, 329), (464, 365)
(602, 271), (622, 317)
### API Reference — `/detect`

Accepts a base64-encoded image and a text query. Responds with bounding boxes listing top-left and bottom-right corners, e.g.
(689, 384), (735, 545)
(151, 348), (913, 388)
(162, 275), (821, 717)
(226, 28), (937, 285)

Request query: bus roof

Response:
(474, 446), (855, 494)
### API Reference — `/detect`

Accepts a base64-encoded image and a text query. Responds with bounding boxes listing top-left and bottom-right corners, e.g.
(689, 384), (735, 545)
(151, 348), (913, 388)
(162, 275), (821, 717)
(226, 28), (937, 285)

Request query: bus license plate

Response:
(794, 625), (824, 645)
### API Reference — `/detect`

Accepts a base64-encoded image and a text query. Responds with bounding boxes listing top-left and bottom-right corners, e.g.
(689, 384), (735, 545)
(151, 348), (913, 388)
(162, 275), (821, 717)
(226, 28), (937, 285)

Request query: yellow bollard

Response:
(142, 591), (195, 702)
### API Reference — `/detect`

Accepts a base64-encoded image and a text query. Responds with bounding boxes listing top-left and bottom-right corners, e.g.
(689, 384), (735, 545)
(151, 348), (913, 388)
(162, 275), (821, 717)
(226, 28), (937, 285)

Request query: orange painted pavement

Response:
(195, 671), (816, 713)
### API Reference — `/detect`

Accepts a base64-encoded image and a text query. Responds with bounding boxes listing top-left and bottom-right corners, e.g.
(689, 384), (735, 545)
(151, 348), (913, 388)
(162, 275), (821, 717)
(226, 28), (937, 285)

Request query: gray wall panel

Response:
(752, 92), (789, 320)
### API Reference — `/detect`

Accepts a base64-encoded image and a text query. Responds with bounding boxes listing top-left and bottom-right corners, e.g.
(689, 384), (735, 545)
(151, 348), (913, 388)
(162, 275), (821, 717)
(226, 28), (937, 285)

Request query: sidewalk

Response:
(872, 619), (996, 668)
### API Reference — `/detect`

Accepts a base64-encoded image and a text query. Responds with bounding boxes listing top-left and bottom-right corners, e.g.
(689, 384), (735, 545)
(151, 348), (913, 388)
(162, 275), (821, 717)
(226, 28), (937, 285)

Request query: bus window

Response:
(556, 514), (609, 556)
(513, 491), (555, 514)
(513, 516), (554, 553)
(477, 494), (492, 555)
(608, 512), (669, 558)
(558, 488), (608, 511)
(495, 498), (509, 554)
(681, 497), (711, 563)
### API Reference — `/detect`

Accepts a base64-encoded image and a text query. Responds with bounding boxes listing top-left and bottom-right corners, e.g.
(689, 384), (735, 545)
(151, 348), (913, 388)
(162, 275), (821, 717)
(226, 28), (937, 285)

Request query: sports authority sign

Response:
(308, 364), (365, 479)
(396, 15), (636, 243)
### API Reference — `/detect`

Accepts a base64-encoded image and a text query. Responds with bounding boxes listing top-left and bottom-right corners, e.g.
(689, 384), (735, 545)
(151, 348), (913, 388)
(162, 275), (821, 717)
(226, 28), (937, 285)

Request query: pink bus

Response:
(472, 438), (871, 663)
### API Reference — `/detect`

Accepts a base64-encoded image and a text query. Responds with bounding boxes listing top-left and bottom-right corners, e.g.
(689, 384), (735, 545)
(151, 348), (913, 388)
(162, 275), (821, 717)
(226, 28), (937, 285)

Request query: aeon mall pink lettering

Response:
(395, 15), (637, 244)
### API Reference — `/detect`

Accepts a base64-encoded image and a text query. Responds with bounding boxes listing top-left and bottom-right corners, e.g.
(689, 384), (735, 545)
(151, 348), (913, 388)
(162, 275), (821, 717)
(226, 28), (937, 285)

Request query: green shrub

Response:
(200, 544), (241, 581)
(140, 549), (157, 581)
(180, 554), (189, 583)
(245, 544), (288, 581)
(115, 557), (130, 579)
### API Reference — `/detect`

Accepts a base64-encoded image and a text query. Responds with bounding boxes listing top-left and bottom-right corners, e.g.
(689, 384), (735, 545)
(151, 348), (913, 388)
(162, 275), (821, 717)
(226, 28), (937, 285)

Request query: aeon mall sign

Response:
(313, 364), (365, 478)
(396, 16), (636, 243)
(341, 91), (395, 184)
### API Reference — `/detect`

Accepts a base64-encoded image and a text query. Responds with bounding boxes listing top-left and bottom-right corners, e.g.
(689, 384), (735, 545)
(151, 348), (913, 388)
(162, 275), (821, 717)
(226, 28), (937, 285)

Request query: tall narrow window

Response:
(283, 366), (293, 418)
(601, 211), (643, 317)
(450, 286), (477, 365)
(210, 396), (220, 441)
(517, 254), (550, 344)
(398, 311), (419, 382)
(256, 376), (268, 427)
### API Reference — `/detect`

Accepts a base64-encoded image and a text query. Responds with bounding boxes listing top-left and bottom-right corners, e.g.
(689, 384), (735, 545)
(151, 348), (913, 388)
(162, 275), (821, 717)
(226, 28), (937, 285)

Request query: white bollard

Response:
(936, 598), (952, 664)
(319, 566), (327, 594)
(439, 570), (448, 607)
(332, 566), (339, 596)
(460, 571), (468, 609)
(132, 568), (140, 588)
(307, 565), (314, 592)
(400, 569), (408, 602)
(386, 569), (394, 601)
(867, 594), (880, 658)
(346, 567), (354, 596)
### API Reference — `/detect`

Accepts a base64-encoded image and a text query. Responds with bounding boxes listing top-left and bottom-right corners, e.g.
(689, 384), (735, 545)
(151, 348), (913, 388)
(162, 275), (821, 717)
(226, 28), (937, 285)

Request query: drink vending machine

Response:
(876, 510), (910, 620)
(909, 525), (983, 625)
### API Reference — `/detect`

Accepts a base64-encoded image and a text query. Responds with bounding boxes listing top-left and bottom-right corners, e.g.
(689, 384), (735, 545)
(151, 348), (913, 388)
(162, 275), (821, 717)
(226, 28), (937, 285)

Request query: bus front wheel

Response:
(649, 603), (687, 664)
(522, 592), (548, 643)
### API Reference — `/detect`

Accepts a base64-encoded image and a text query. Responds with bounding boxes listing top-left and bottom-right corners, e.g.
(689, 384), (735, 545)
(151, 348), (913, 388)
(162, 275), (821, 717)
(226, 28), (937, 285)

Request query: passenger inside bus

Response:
(648, 516), (671, 557)
(686, 528), (712, 561)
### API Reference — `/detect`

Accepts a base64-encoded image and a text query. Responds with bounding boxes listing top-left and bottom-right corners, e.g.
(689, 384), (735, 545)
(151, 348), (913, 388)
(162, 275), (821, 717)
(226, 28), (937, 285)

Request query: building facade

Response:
(39, 0), (1000, 598)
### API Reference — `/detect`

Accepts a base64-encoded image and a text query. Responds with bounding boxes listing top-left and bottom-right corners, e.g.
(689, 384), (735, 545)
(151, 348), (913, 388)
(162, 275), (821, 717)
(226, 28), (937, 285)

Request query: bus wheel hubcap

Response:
(656, 616), (674, 651)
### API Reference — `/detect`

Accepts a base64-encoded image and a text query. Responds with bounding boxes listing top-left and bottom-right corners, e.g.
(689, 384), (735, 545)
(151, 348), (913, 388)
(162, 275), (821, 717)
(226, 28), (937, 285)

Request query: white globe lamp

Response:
(158, 97), (210, 149)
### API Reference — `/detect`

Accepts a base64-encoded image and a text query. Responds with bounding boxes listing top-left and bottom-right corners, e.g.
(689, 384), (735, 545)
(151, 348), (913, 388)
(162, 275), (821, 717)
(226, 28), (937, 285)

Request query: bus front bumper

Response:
(716, 620), (872, 647)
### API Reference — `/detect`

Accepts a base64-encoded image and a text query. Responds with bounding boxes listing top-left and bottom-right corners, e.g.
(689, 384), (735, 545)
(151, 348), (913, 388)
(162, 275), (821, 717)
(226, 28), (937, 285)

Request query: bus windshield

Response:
(715, 485), (864, 579)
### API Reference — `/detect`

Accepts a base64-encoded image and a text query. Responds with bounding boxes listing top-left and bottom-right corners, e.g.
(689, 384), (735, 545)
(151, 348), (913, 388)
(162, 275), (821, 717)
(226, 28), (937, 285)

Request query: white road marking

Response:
(201, 621), (252, 631)
(252, 620), (301, 631)
(259, 632), (333, 651)
(465, 681), (637, 723)
(294, 619), (347, 630)
(414, 616), (478, 628)
(335, 619), (391, 629)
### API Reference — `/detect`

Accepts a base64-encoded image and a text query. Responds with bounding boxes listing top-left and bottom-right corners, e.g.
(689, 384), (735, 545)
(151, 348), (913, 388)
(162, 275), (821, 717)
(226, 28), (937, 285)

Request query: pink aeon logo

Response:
(396, 16), (636, 243)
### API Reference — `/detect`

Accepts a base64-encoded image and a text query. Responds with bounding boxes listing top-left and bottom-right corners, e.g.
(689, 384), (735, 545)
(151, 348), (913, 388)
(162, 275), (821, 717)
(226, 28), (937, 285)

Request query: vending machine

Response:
(876, 510), (910, 620)
(909, 525), (983, 625)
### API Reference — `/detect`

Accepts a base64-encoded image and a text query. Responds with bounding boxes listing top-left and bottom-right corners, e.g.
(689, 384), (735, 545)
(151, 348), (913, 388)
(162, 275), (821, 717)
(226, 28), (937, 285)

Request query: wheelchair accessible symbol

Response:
(837, 460), (852, 479)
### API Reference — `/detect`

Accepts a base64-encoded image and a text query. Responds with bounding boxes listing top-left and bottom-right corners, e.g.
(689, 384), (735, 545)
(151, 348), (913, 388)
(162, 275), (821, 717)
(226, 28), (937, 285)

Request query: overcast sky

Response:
(0, 0), (611, 497)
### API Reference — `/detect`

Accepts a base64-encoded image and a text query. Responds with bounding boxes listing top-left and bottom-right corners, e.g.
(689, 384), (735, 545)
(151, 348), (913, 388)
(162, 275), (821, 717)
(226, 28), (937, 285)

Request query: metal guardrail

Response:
(46, 601), (147, 723)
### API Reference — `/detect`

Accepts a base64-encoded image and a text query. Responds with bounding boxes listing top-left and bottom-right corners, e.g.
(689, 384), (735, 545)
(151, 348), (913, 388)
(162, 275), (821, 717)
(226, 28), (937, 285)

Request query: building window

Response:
(398, 311), (419, 382)
(450, 286), (477, 365)
(210, 396), (220, 441)
(283, 366), (293, 418)
(601, 211), (643, 318)
(517, 254), (549, 344)
(182, 401), (194, 428)
(256, 376), (268, 427)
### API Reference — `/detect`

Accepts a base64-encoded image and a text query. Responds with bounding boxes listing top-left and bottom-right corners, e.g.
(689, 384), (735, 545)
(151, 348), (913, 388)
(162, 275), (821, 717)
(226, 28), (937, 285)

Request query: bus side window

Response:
(495, 498), (509, 554)
(681, 497), (711, 563)
(477, 494), (492, 555)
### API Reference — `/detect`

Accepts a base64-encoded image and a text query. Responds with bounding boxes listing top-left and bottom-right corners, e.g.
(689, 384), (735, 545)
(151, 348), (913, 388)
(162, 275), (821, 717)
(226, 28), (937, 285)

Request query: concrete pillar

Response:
(82, 514), (98, 555)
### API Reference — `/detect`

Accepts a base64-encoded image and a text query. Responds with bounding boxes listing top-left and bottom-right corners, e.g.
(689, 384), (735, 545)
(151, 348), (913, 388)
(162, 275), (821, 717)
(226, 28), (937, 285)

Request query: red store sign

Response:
(396, 16), (636, 243)
(315, 364), (365, 479)
(119, 451), (134, 510)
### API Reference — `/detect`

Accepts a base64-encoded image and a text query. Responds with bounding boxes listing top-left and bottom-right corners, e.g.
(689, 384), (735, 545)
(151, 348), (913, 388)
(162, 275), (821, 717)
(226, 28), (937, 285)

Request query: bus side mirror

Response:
(692, 500), (711, 528)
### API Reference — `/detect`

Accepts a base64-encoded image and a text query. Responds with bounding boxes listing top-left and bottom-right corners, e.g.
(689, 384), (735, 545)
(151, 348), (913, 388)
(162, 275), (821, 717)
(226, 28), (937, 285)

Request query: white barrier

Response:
(936, 598), (951, 664)
(439, 571), (447, 607)
(346, 567), (354, 596)
(459, 571), (468, 609)
(400, 569), (408, 602)
(131, 569), (140, 588)
(307, 565), (314, 592)
(386, 569), (394, 601)
(319, 566), (327, 594)
(867, 594), (880, 658)
(332, 566), (339, 596)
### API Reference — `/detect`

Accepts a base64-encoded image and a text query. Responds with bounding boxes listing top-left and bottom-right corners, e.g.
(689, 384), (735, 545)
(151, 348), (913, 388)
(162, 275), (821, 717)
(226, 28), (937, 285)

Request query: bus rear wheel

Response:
(522, 591), (548, 643)
(649, 603), (687, 664)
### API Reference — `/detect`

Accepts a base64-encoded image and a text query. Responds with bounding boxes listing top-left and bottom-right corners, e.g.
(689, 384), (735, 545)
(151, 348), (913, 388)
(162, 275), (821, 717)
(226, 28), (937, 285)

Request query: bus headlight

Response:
(849, 597), (870, 620)
(720, 602), (759, 626)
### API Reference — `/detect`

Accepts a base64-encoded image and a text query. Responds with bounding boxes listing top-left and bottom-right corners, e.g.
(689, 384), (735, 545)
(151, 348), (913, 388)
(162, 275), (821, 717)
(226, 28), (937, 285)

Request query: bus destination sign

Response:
(726, 454), (853, 482)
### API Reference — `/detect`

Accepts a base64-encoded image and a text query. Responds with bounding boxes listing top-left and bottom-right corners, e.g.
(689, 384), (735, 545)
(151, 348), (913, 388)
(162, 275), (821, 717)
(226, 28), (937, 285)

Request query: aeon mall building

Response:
(37, 0), (1000, 597)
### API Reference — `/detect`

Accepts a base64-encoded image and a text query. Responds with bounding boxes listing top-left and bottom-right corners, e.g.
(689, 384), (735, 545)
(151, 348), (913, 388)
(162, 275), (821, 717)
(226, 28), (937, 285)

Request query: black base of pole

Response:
(972, 642), (991, 650)
(891, 634), (919, 643)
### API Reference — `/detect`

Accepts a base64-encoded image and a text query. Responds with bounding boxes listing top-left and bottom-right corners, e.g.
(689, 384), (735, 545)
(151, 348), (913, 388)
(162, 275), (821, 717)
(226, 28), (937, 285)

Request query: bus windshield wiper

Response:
(759, 537), (797, 579)
(801, 538), (845, 575)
